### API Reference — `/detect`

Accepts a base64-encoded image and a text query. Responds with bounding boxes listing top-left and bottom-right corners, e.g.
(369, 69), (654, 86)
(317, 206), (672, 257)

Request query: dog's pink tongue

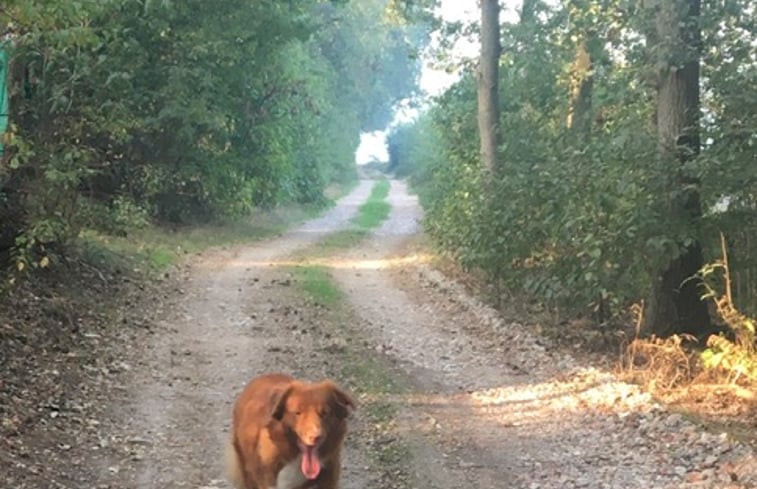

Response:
(301, 445), (321, 480)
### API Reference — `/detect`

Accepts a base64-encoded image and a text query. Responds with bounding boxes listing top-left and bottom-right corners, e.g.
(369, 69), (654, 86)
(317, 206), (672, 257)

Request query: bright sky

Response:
(418, 1), (479, 97)
(354, 131), (390, 164)
(354, 0), (481, 165)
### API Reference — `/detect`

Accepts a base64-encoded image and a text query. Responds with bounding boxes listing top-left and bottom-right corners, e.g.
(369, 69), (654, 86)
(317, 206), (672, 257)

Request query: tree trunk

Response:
(567, 39), (594, 137)
(477, 0), (501, 176)
(520, 0), (535, 25)
(643, 0), (710, 337)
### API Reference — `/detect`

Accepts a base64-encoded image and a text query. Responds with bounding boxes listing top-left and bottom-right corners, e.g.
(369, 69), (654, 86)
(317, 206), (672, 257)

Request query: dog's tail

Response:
(225, 438), (244, 489)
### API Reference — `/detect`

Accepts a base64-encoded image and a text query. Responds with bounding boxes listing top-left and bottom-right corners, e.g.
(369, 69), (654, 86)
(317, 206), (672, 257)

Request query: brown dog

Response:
(227, 373), (355, 489)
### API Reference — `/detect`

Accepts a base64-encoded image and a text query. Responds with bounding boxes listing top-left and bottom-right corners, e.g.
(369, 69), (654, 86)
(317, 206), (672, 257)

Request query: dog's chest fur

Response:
(272, 455), (306, 489)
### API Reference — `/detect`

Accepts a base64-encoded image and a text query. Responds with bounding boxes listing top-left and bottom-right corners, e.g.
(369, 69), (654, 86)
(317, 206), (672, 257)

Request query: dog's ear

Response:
(270, 385), (293, 421)
(324, 382), (356, 419)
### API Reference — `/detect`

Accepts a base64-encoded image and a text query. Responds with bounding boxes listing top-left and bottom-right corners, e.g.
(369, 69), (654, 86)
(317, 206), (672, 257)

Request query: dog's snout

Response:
(303, 432), (321, 446)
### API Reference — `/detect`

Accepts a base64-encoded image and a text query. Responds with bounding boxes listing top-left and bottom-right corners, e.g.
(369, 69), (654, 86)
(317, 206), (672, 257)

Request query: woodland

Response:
(0, 0), (427, 264)
(2, 0), (756, 382)
(388, 0), (756, 378)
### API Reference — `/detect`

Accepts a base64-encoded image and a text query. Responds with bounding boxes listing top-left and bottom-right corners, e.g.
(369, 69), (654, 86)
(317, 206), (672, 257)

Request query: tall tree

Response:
(643, 0), (710, 337)
(477, 0), (501, 176)
(520, 0), (536, 25)
(567, 38), (594, 137)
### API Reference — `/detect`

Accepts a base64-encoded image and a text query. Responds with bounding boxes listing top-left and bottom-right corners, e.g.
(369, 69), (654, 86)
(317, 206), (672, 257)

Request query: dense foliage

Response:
(0, 0), (426, 274)
(390, 0), (757, 323)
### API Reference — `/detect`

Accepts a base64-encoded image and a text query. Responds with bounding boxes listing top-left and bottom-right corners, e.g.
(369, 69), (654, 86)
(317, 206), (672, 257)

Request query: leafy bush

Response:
(699, 238), (756, 382)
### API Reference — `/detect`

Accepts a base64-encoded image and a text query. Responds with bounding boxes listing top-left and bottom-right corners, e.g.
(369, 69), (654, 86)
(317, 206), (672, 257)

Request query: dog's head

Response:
(270, 380), (355, 479)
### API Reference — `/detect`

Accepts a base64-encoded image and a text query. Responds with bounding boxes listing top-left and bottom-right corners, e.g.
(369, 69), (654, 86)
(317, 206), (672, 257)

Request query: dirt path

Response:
(92, 180), (379, 488)
(6, 179), (753, 489)
(324, 180), (757, 489)
(92, 179), (757, 489)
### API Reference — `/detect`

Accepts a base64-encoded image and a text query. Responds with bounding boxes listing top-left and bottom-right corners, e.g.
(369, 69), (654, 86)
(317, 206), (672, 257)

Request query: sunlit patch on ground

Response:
(358, 368), (756, 487)
(361, 367), (657, 433)
(469, 368), (654, 413)
(199, 253), (434, 271)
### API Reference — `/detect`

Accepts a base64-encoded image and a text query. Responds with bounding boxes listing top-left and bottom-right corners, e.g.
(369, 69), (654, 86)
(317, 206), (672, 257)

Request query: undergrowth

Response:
(6, 180), (360, 287)
(621, 236), (756, 442)
(75, 203), (327, 275)
(624, 236), (756, 386)
(698, 235), (756, 383)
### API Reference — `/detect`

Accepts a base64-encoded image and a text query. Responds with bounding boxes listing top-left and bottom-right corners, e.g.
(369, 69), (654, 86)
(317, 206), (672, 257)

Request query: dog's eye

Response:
(295, 410), (302, 416)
